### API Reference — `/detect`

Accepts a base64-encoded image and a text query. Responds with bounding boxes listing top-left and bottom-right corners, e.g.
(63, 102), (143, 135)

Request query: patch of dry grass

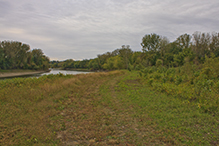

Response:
(0, 71), (125, 145)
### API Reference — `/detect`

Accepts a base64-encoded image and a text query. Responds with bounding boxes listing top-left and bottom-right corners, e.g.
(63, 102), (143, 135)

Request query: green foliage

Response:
(134, 64), (144, 70)
(0, 41), (49, 70)
(162, 76), (167, 83)
(175, 76), (182, 85)
(156, 59), (163, 67)
(166, 68), (175, 75)
(141, 33), (161, 52)
(127, 63), (134, 71)
(200, 67), (213, 78)
(49, 31), (219, 73)
(153, 73), (162, 80)
(148, 78), (154, 86)
(139, 64), (219, 114)
(215, 81), (219, 93)
(194, 71), (200, 77)
(103, 56), (124, 70)
(174, 33), (191, 49)
(194, 79), (214, 96)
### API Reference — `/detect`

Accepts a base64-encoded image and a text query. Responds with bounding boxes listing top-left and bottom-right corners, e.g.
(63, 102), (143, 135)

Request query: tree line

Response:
(0, 41), (50, 70)
(51, 31), (219, 71)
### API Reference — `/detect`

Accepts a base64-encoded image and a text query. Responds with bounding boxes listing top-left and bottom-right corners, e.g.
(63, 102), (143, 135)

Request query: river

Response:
(0, 69), (92, 79)
(35, 69), (91, 77)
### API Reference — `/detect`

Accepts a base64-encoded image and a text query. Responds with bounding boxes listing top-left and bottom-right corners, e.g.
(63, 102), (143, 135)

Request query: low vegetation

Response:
(0, 69), (218, 145)
(139, 56), (219, 115)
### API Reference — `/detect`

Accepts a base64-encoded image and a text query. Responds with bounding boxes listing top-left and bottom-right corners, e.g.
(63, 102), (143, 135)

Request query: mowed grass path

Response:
(0, 71), (218, 145)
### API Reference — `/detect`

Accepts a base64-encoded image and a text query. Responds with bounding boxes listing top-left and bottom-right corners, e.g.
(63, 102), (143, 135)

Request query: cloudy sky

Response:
(0, 0), (218, 60)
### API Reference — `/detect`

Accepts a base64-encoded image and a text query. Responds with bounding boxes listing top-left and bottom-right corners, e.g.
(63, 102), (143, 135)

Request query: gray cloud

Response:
(0, 0), (218, 60)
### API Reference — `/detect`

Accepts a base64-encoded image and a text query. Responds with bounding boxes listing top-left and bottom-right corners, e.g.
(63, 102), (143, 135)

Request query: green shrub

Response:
(194, 79), (214, 96)
(148, 68), (153, 74)
(135, 64), (144, 70)
(201, 67), (213, 79)
(194, 71), (200, 77)
(142, 68), (148, 74)
(175, 76), (183, 85)
(166, 68), (175, 76)
(156, 59), (163, 67)
(154, 73), (162, 80)
(169, 75), (175, 82)
(162, 77), (167, 83)
(148, 78), (154, 86)
(157, 67), (166, 73)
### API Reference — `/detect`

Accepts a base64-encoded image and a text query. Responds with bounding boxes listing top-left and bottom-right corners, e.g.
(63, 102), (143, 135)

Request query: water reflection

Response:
(0, 69), (91, 80)
(39, 69), (91, 76)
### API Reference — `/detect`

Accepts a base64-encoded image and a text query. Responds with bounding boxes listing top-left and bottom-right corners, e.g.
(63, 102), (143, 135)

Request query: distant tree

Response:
(141, 34), (169, 66)
(1, 41), (15, 69)
(88, 59), (99, 70)
(175, 33), (191, 49)
(173, 47), (195, 67)
(103, 56), (124, 70)
(79, 60), (89, 68)
(0, 43), (5, 69)
(0, 41), (49, 70)
(164, 42), (182, 55)
(17, 43), (31, 69)
(29, 48), (50, 70)
(112, 49), (120, 56)
(209, 32), (219, 57)
(130, 51), (142, 65)
(62, 59), (74, 69)
(113, 56), (124, 69)
(31, 49), (44, 69)
(163, 53), (174, 67)
(103, 57), (114, 70)
(118, 45), (133, 69)
(41, 31), (219, 71)
(160, 36), (170, 56)
(141, 33), (161, 52)
(192, 32), (211, 60)
(97, 52), (112, 68)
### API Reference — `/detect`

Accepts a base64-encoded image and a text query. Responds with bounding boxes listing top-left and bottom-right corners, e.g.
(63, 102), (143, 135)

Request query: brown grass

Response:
(0, 71), (126, 145)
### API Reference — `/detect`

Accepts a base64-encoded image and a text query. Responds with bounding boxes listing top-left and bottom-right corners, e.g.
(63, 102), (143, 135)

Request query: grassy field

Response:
(0, 70), (218, 145)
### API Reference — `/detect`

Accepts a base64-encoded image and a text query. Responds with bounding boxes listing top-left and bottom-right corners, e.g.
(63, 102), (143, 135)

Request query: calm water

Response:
(0, 69), (91, 80)
(36, 69), (91, 77)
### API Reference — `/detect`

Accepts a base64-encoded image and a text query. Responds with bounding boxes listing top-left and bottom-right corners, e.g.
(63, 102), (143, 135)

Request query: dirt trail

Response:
(56, 73), (155, 145)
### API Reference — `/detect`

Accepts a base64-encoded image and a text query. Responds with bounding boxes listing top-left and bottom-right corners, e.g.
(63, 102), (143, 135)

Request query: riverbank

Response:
(0, 70), (50, 78)
(0, 71), (218, 145)
(59, 68), (95, 72)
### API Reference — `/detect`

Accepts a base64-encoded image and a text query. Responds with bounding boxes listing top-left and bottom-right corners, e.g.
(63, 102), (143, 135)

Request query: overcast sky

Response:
(0, 0), (218, 60)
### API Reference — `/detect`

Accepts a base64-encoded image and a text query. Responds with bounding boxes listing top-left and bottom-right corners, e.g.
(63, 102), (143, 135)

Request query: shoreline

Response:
(0, 70), (50, 78)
